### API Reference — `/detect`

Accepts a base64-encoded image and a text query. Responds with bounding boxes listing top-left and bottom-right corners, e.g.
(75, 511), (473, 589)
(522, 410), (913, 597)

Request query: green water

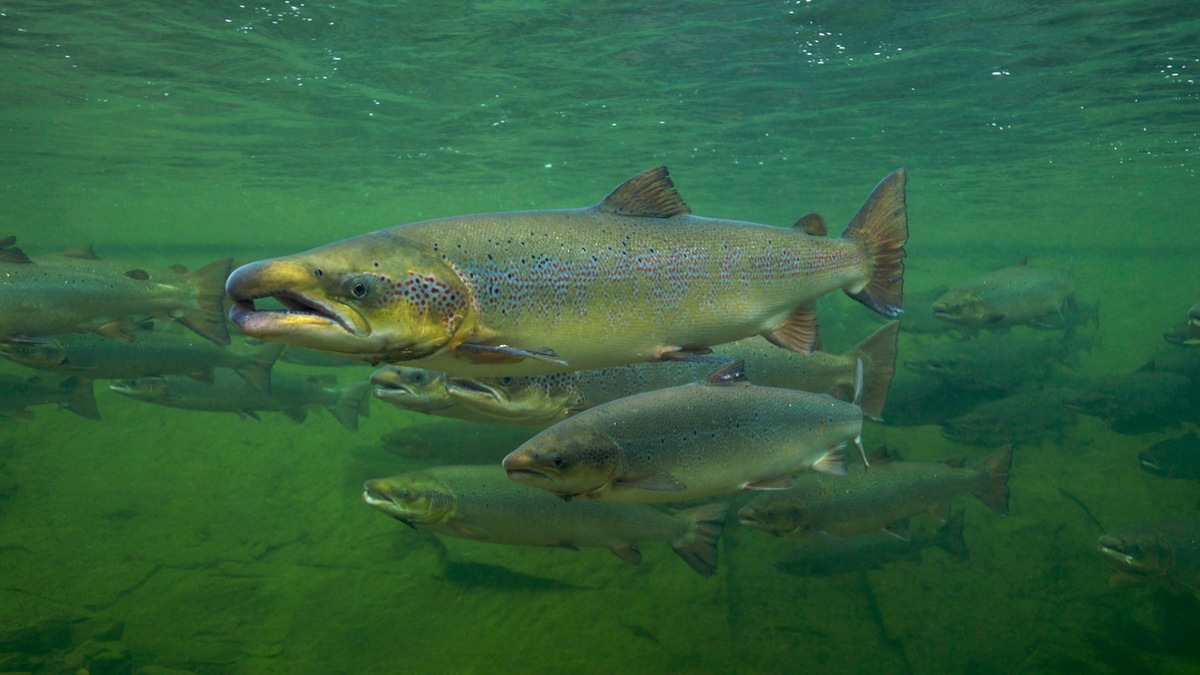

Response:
(2, 1), (1199, 672)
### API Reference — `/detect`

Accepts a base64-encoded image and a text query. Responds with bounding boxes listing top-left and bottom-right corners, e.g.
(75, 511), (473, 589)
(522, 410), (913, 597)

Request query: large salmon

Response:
(226, 167), (907, 375)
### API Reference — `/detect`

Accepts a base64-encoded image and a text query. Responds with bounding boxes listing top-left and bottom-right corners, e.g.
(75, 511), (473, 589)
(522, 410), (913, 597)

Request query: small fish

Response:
(0, 331), (282, 394)
(1098, 521), (1200, 594)
(444, 321), (899, 426)
(0, 374), (100, 421)
(737, 445), (1011, 540)
(941, 389), (1077, 447)
(0, 237), (231, 345)
(110, 370), (370, 430)
(225, 167), (907, 375)
(362, 465), (729, 576)
(501, 362), (857, 504)
(1065, 368), (1193, 435)
(1138, 432), (1200, 481)
(773, 510), (970, 577)
(931, 257), (1095, 331)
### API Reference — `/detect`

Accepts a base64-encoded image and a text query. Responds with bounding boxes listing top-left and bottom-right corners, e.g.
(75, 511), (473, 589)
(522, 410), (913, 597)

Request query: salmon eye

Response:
(346, 276), (371, 299)
(499, 377), (515, 386)
(548, 454), (566, 469)
(407, 371), (427, 384)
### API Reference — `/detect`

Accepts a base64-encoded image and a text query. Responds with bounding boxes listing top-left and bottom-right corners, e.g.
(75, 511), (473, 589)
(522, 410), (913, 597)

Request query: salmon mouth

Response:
(228, 292), (364, 337)
(446, 378), (506, 404)
(1097, 536), (1139, 569)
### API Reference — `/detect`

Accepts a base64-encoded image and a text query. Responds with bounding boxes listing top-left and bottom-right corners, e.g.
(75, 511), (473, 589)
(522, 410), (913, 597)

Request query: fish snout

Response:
(226, 259), (316, 301)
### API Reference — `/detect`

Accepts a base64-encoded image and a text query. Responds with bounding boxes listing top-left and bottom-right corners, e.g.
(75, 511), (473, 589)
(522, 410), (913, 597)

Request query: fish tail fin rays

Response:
(670, 502), (729, 577)
(936, 510), (971, 561)
(762, 303), (819, 354)
(844, 321), (900, 421)
(972, 444), (1013, 516)
(813, 446), (848, 475)
(61, 377), (101, 420)
(328, 380), (372, 431)
(175, 258), (234, 346)
(842, 169), (908, 317)
(233, 342), (284, 395)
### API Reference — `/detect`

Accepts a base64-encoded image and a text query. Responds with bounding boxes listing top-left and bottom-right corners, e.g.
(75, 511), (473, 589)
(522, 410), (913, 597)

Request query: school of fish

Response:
(3, 165), (1197, 587)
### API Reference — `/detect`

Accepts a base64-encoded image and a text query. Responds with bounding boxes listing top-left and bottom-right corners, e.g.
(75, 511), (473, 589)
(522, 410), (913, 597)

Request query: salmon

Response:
(363, 465), (729, 576)
(225, 167), (907, 375)
(500, 362), (858, 504)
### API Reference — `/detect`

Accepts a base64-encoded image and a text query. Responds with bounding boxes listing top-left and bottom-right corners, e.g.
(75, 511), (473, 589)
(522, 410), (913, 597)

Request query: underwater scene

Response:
(2, 1), (1200, 673)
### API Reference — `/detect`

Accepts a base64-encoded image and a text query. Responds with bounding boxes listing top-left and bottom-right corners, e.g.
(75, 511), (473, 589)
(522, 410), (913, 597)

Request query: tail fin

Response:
(971, 444), (1013, 516)
(842, 169), (908, 317)
(670, 502), (729, 577)
(328, 380), (371, 431)
(934, 510), (971, 561)
(233, 342), (284, 395)
(843, 321), (899, 421)
(174, 258), (233, 346)
(61, 377), (101, 420)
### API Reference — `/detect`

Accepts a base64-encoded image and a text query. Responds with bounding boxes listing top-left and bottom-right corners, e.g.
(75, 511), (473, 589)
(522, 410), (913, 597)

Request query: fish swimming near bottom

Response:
(940, 389), (1077, 447)
(1099, 520), (1200, 594)
(931, 257), (1095, 331)
(362, 465), (729, 576)
(0, 374), (100, 420)
(1138, 432), (1200, 481)
(738, 445), (1012, 540)
(501, 362), (858, 504)
(110, 370), (370, 430)
(773, 510), (969, 577)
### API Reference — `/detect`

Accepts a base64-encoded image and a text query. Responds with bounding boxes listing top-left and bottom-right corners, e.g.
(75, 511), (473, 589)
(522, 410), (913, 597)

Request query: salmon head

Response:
(501, 426), (623, 500)
(446, 374), (577, 427)
(226, 232), (475, 362)
(736, 496), (812, 537)
(0, 338), (68, 369)
(370, 365), (454, 414)
(930, 289), (1001, 326)
(1098, 527), (1174, 580)
(361, 474), (456, 526)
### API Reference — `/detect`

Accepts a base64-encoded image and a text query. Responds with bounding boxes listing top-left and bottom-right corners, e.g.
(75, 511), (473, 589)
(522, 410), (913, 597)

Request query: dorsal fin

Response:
(794, 213), (828, 236)
(0, 237), (32, 264)
(123, 269), (150, 281)
(594, 166), (691, 218)
(702, 360), (747, 386)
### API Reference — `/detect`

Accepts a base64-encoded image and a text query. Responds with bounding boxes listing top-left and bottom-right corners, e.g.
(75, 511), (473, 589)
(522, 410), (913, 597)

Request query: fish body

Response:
(773, 510), (969, 577)
(0, 332), (281, 393)
(0, 238), (230, 345)
(1138, 432), (1200, 480)
(1099, 520), (1200, 594)
(0, 374), (100, 420)
(737, 445), (1011, 539)
(1065, 369), (1193, 434)
(225, 167), (907, 375)
(110, 370), (369, 430)
(444, 321), (898, 426)
(904, 332), (1068, 392)
(501, 363), (858, 504)
(931, 258), (1084, 330)
(1189, 301), (1200, 345)
(941, 389), (1076, 447)
(362, 465), (728, 576)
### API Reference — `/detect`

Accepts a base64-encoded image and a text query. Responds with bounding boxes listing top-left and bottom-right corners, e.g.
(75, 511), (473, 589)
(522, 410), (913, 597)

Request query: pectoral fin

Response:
(657, 347), (733, 365)
(613, 469), (686, 492)
(454, 343), (568, 366)
(742, 475), (797, 490)
(608, 544), (643, 566)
